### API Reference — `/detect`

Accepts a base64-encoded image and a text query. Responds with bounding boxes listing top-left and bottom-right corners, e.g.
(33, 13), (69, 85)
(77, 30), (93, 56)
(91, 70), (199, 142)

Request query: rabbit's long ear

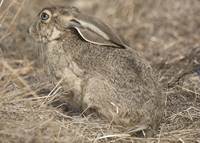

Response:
(65, 13), (130, 48)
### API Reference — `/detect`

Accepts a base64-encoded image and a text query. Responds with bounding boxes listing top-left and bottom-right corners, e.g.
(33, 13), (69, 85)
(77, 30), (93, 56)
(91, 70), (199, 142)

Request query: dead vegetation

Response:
(0, 0), (200, 142)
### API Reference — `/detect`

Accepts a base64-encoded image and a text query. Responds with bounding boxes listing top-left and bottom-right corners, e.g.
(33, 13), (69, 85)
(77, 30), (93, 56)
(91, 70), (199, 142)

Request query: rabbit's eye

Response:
(41, 13), (49, 20)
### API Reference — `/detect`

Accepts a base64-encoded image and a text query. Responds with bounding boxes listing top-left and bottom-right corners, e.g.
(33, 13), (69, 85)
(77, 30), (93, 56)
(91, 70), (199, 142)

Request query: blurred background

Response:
(0, 0), (200, 142)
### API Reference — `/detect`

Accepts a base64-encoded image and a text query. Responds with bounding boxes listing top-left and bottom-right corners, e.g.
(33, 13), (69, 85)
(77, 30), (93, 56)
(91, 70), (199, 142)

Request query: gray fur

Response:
(28, 6), (165, 137)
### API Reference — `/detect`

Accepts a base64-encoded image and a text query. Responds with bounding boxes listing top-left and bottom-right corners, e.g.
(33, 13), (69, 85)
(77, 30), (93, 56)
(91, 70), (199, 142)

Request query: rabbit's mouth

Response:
(29, 24), (63, 44)
(28, 25), (40, 42)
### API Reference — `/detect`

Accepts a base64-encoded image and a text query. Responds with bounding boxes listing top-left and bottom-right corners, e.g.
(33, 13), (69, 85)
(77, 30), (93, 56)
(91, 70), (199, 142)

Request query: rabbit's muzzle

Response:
(28, 17), (41, 42)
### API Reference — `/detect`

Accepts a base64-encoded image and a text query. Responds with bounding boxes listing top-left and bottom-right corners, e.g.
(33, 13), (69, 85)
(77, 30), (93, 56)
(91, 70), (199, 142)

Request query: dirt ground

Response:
(0, 0), (200, 142)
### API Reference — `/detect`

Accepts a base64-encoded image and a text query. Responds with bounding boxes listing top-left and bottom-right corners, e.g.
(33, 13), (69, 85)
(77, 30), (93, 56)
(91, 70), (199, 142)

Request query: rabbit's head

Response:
(28, 6), (79, 43)
(28, 6), (130, 48)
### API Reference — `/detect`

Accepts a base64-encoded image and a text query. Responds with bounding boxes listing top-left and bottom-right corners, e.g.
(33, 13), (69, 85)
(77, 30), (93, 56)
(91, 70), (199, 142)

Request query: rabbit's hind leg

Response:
(82, 75), (125, 123)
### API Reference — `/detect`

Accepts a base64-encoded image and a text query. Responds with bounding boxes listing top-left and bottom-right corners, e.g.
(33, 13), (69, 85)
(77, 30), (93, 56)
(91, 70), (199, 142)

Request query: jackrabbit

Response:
(28, 6), (165, 137)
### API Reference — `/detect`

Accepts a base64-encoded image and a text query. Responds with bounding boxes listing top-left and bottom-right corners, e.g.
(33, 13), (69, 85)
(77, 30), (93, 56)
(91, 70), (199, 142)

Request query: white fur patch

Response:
(49, 27), (62, 40)
(76, 19), (110, 40)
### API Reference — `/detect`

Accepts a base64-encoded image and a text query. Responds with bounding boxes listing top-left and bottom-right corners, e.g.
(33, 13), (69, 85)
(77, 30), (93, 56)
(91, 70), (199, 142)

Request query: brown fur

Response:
(28, 6), (165, 137)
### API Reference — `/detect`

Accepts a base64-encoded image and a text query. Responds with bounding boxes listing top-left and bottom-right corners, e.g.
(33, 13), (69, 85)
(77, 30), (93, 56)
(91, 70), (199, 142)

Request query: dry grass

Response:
(0, 0), (200, 142)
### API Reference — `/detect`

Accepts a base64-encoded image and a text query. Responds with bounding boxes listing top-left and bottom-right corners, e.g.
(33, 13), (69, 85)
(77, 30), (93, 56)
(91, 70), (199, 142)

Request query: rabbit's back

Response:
(64, 30), (159, 91)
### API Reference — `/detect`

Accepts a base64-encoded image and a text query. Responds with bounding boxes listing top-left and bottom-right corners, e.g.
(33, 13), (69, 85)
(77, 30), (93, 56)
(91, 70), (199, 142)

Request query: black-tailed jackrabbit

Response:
(28, 6), (165, 137)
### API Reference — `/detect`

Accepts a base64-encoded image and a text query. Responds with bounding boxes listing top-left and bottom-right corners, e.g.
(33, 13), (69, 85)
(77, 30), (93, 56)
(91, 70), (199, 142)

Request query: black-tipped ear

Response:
(65, 13), (130, 48)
